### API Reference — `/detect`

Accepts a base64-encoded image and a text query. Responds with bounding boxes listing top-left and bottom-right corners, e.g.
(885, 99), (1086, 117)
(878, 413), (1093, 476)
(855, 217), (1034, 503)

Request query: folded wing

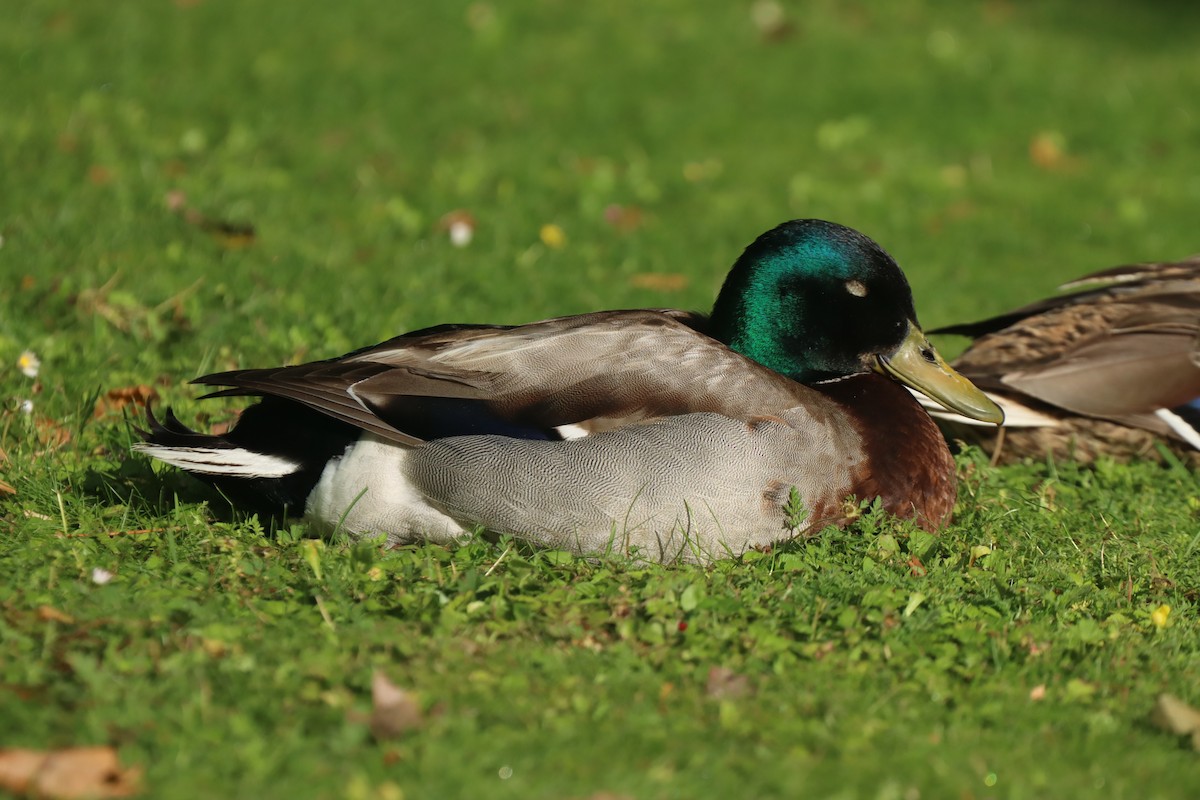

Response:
(194, 310), (822, 445)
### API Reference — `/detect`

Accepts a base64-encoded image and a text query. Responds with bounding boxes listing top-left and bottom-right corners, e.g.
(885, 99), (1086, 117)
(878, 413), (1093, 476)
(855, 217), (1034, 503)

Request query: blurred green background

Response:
(5, 0), (1200, 384)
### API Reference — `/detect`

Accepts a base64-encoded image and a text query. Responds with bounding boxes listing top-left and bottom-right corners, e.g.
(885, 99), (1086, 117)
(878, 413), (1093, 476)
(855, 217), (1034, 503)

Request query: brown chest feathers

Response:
(816, 374), (959, 531)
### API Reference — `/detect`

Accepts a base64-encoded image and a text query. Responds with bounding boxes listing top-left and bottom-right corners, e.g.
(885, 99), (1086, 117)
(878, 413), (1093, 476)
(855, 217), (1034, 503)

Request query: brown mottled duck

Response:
(925, 257), (1200, 465)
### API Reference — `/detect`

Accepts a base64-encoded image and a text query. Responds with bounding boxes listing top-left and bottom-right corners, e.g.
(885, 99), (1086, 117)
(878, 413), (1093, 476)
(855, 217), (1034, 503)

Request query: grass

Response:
(4, 0), (1200, 797)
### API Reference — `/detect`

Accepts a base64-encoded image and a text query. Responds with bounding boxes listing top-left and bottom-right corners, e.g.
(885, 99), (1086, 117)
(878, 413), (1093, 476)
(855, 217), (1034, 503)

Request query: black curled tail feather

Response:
(135, 398), (360, 518)
(136, 403), (237, 449)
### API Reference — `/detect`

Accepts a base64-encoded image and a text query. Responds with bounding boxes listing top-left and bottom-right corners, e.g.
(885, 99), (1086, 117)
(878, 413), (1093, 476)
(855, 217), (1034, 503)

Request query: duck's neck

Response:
(708, 253), (825, 383)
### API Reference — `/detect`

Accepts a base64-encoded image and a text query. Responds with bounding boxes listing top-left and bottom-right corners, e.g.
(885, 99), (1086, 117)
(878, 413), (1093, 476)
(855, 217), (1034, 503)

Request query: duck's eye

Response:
(845, 279), (868, 297)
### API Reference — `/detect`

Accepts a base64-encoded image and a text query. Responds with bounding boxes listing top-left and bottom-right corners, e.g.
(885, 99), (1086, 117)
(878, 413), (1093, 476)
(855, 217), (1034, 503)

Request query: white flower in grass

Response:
(449, 220), (473, 247)
(439, 210), (476, 248)
(18, 399), (34, 414)
(17, 350), (40, 378)
(92, 567), (114, 585)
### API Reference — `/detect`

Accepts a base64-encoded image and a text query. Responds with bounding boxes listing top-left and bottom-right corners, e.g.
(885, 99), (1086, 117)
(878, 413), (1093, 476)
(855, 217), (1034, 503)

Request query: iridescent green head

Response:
(709, 220), (1003, 424)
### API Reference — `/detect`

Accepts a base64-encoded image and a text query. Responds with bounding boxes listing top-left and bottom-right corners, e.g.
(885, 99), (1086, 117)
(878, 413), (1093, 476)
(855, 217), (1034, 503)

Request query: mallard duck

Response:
(136, 219), (1002, 563)
(923, 256), (1200, 465)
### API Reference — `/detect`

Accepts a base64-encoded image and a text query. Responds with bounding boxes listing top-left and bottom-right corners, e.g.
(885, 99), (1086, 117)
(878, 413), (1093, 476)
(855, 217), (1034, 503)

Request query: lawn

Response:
(3, 1), (1200, 797)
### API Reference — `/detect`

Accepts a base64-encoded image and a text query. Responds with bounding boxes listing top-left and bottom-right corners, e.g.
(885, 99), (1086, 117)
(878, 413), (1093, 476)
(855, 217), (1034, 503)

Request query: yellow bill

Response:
(875, 321), (1005, 425)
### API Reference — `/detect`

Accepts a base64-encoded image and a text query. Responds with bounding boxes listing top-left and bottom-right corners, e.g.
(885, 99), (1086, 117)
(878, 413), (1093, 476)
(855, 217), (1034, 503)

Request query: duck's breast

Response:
(815, 374), (958, 530)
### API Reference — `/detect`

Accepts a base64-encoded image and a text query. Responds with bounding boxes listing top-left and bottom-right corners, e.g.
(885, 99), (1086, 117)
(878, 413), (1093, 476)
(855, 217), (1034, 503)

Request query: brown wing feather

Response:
(1001, 331), (1200, 417)
(1057, 255), (1200, 290)
(942, 258), (1200, 425)
(194, 309), (825, 445)
(933, 257), (1200, 339)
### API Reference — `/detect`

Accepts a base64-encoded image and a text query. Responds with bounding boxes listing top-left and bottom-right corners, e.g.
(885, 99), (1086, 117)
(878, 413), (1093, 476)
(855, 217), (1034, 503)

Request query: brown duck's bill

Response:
(875, 322), (1005, 425)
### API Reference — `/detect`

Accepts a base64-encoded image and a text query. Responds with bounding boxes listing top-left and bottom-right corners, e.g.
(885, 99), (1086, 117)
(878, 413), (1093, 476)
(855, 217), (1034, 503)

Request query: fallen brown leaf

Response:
(191, 406), (242, 438)
(0, 478), (15, 496)
(73, 273), (136, 333)
(93, 386), (159, 419)
(197, 218), (256, 249)
(168, 198), (255, 249)
(0, 746), (141, 798)
(1029, 131), (1069, 171)
(437, 209), (477, 247)
(36, 606), (74, 624)
(706, 666), (751, 700)
(750, 0), (796, 42)
(87, 165), (115, 186)
(164, 190), (187, 212)
(0, 750), (45, 794)
(629, 273), (688, 292)
(1150, 693), (1200, 751)
(1151, 693), (1200, 735)
(602, 204), (644, 232)
(983, 0), (1014, 23)
(369, 671), (423, 740)
(34, 417), (72, 451)
(45, 12), (75, 34)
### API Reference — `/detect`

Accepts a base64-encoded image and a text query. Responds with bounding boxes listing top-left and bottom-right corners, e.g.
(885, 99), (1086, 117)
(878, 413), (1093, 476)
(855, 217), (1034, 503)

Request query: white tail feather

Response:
(134, 444), (300, 477)
(1154, 408), (1200, 451)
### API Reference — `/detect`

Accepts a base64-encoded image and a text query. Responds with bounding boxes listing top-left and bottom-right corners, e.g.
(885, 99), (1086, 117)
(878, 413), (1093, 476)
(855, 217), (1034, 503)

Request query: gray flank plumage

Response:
(402, 410), (861, 563)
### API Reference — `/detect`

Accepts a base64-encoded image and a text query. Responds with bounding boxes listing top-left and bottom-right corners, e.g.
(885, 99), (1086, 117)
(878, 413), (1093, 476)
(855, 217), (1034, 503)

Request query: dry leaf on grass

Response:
(629, 273), (688, 292)
(165, 192), (256, 249)
(1150, 693), (1200, 752)
(0, 746), (141, 798)
(87, 165), (115, 187)
(1028, 131), (1079, 172)
(93, 386), (159, 419)
(750, 0), (796, 42)
(369, 671), (423, 740)
(192, 407), (242, 437)
(36, 606), (74, 624)
(195, 217), (256, 249)
(34, 417), (72, 451)
(706, 666), (751, 700)
(602, 204), (644, 232)
(0, 750), (45, 794)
